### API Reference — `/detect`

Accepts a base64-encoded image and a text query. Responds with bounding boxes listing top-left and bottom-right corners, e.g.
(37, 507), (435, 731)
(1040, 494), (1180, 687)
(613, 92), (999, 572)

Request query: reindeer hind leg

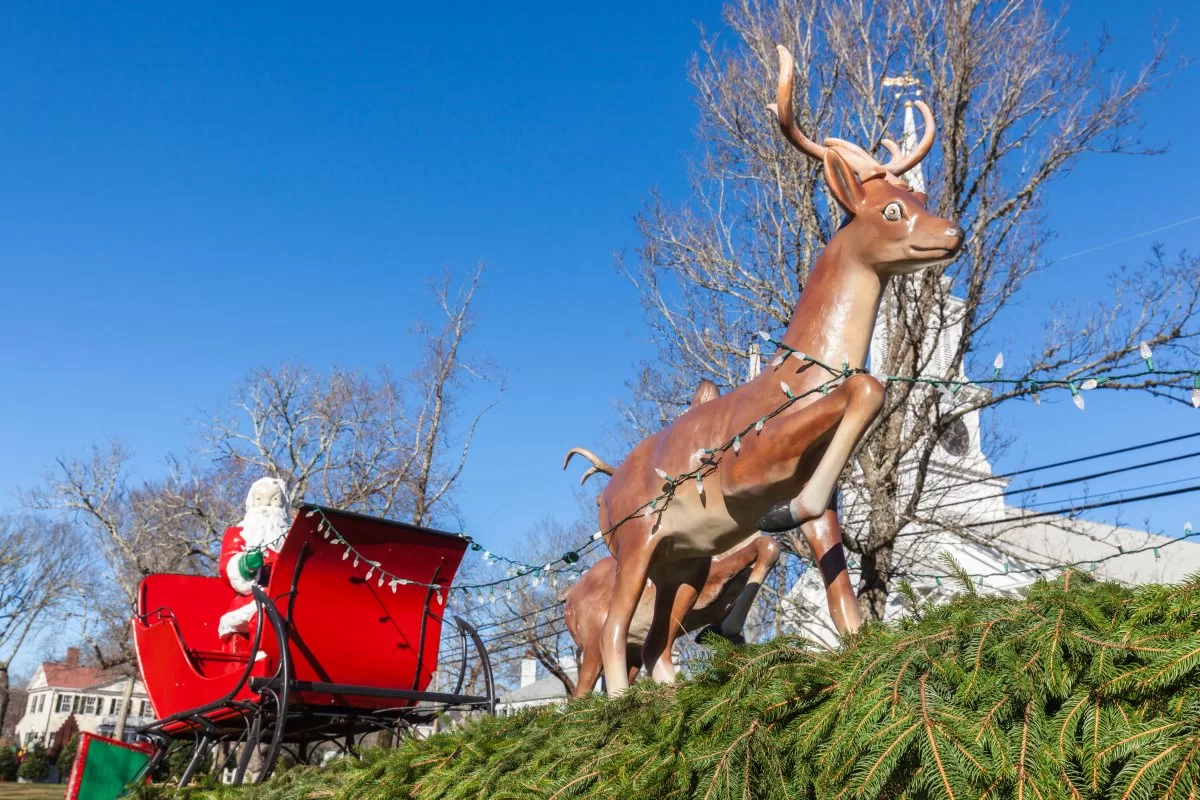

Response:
(600, 540), (656, 696)
(718, 536), (781, 640)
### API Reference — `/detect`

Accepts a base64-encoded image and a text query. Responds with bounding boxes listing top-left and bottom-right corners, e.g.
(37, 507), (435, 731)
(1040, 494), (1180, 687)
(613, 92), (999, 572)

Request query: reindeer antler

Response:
(767, 45), (826, 162)
(880, 101), (935, 177)
(769, 45), (935, 179)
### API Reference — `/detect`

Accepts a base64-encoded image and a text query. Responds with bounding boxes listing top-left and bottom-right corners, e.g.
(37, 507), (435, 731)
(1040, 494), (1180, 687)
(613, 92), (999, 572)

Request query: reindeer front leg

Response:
(756, 374), (884, 531)
(800, 505), (861, 634)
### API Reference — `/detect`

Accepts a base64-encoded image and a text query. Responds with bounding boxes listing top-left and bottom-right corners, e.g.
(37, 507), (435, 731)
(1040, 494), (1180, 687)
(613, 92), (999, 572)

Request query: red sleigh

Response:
(131, 504), (495, 786)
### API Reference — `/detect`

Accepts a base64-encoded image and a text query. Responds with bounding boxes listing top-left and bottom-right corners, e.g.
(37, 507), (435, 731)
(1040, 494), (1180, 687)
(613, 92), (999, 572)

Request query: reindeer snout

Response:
(946, 226), (964, 245)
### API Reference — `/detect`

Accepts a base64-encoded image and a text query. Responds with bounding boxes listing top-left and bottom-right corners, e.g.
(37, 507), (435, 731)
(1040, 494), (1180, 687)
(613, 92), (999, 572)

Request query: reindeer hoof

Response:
(694, 624), (746, 646)
(757, 501), (797, 532)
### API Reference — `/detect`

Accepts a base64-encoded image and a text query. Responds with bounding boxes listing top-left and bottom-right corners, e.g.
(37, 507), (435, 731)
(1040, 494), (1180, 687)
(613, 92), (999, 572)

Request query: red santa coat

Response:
(217, 525), (280, 639)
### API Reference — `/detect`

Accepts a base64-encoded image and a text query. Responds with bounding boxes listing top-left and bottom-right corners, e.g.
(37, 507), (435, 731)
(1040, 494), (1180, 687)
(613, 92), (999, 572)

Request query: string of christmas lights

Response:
(270, 339), (1198, 607)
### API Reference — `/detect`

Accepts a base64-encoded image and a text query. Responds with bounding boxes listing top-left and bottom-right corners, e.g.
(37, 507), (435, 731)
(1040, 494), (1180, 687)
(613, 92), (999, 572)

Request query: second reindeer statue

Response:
(573, 46), (964, 695)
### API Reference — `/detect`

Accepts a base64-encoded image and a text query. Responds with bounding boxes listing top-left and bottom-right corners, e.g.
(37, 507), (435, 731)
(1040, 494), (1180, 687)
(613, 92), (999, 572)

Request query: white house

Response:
(14, 648), (153, 749)
(496, 658), (576, 715)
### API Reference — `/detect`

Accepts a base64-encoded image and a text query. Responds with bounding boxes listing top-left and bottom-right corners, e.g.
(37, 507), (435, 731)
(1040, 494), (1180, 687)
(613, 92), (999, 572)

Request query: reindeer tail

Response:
(562, 447), (615, 486)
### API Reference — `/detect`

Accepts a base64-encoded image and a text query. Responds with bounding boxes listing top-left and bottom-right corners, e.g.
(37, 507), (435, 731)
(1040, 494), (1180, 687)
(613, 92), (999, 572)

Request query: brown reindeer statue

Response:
(563, 381), (781, 697)
(566, 45), (962, 696)
(563, 534), (780, 697)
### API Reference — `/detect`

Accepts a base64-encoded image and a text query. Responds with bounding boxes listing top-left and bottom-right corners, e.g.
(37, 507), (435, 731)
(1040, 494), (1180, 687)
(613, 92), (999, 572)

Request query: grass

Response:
(0, 785), (66, 799)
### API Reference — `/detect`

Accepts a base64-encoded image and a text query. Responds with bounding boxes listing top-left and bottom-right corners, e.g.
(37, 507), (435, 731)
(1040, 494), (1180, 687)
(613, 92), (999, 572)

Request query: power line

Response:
(1050, 212), (1200, 264)
(939, 431), (1200, 492)
(885, 449), (1200, 520)
(455, 434), (1200, 637)
(949, 482), (1200, 533)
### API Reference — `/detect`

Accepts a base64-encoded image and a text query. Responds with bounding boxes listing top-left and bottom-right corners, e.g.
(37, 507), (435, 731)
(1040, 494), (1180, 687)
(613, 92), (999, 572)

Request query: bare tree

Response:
(621, 0), (1199, 620)
(203, 264), (502, 527)
(28, 265), (502, 666)
(2, 674), (28, 742)
(25, 446), (231, 667)
(0, 517), (84, 727)
(445, 517), (595, 697)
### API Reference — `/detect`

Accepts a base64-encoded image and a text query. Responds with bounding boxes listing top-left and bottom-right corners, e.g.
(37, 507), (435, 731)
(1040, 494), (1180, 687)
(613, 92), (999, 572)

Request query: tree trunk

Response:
(858, 542), (894, 622)
(113, 676), (135, 741)
(0, 664), (9, 737)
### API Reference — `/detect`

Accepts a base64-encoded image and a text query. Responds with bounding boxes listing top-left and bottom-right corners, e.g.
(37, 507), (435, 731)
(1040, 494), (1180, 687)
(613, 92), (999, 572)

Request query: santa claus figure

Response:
(217, 477), (292, 649)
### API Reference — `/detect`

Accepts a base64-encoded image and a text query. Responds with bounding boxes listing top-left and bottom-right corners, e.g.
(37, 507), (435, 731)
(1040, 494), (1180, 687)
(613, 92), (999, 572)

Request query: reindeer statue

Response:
(563, 381), (781, 697)
(563, 534), (780, 697)
(570, 46), (962, 695)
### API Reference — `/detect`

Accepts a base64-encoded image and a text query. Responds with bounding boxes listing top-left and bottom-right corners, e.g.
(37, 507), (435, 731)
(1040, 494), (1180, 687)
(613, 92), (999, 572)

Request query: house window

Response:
(56, 694), (74, 713)
(36, 694), (45, 713)
(109, 697), (121, 715)
(138, 700), (150, 718)
(82, 696), (99, 715)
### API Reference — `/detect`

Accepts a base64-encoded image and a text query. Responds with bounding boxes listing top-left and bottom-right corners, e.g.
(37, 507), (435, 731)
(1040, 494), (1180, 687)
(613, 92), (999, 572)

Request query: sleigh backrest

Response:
(266, 505), (468, 702)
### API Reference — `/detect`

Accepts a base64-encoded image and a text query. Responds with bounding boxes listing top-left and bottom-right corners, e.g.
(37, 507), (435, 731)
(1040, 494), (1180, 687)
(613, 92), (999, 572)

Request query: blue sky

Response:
(1, 0), (1199, 657)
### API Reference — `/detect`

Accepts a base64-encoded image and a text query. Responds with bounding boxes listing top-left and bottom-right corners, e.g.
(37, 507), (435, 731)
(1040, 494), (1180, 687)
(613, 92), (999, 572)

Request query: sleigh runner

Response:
(131, 504), (495, 787)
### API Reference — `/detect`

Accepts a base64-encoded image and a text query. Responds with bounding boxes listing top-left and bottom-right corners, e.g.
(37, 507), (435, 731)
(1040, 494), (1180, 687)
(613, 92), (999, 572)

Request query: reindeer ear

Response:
(823, 148), (866, 213)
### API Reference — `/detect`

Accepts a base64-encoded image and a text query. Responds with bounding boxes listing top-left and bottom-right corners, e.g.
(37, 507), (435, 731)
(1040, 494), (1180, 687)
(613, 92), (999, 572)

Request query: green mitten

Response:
(238, 550), (265, 581)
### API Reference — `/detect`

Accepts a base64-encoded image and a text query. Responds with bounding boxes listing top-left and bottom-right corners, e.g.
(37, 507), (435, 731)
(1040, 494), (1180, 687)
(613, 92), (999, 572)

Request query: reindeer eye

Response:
(882, 202), (903, 222)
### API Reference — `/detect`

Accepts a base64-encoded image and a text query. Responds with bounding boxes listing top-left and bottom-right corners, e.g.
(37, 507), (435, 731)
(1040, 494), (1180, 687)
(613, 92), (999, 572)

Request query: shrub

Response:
(0, 745), (16, 781)
(17, 741), (49, 783)
(57, 734), (80, 782)
(131, 574), (1200, 798)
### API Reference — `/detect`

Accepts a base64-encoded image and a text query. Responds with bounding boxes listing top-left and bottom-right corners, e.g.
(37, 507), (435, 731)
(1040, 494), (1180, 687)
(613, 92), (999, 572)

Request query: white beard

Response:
(238, 505), (290, 552)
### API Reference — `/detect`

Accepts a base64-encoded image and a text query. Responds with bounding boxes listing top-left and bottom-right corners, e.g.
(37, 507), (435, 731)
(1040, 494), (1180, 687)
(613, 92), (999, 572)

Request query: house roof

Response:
(499, 670), (578, 705)
(39, 662), (126, 691)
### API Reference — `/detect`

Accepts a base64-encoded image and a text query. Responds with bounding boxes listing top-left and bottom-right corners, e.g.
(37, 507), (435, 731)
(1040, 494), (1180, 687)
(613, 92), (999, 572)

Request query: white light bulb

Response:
(1032, 391), (1041, 406)
(654, 467), (670, 481)
(1192, 388), (1200, 409)
(732, 437), (741, 455)
(993, 353), (1004, 370)
(771, 352), (787, 368)
(390, 580), (398, 593)
(755, 418), (765, 433)
(342, 549), (350, 561)
(696, 475), (704, 495)
(1073, 393), (1085, 411)
(757, 330), (771, 341)
(780, 381), (793, 397)
(1140, 342), (1153, 360)
(1081, 379), (1097, 391)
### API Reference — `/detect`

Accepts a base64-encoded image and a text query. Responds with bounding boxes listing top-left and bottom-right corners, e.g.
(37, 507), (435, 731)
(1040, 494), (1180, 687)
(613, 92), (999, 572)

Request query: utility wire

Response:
(455, 433), (1200, 636)
(938, 431), (1200, 492)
